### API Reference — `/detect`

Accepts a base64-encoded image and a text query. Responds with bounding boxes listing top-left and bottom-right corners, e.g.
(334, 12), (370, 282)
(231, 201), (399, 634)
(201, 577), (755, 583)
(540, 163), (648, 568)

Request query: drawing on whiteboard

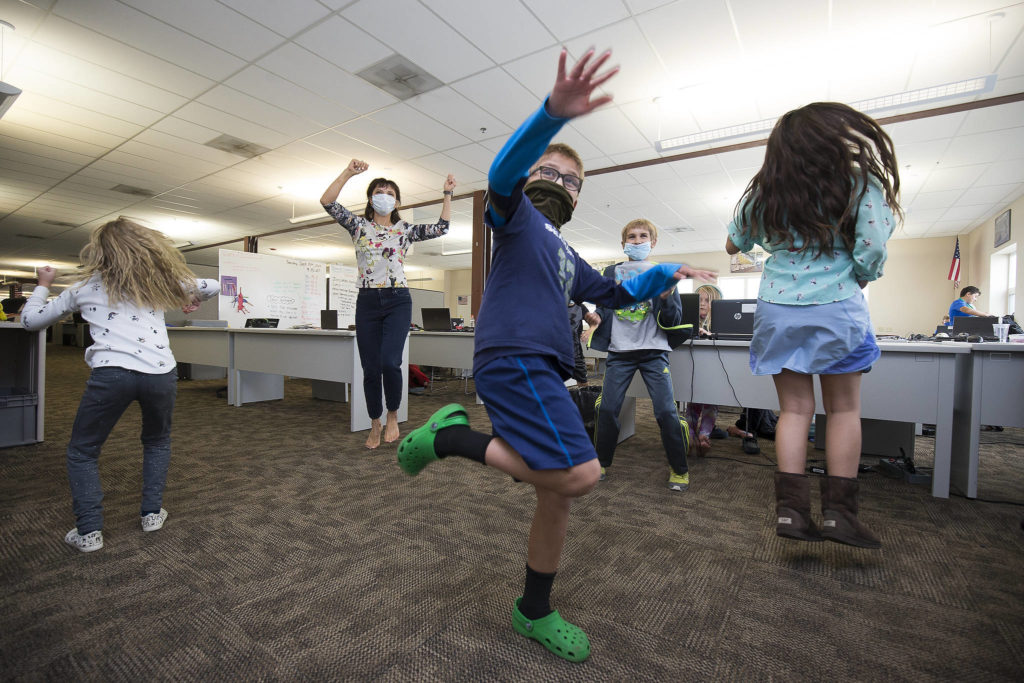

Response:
(233, 289), (252, 314)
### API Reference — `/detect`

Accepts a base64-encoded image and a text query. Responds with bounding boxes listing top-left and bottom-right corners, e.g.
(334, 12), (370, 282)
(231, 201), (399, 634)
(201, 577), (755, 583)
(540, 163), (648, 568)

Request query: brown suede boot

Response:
(820, 476), (881, 549)
(774, 472), (822, 542)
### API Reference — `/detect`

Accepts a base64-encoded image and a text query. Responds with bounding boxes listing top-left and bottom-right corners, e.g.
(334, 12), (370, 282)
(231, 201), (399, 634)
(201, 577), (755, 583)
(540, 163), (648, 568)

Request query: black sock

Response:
(433, 425), (491, 463)
(519, 564), (556, 619)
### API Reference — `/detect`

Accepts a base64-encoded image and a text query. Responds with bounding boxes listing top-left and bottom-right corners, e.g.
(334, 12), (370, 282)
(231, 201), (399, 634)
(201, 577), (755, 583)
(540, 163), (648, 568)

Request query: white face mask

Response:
(371, 193), (396, 216)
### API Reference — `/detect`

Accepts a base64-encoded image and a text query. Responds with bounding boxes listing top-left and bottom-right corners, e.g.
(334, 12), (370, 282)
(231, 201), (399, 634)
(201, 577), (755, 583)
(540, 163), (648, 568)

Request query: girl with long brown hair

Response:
(21, 217), (219, 552)
(727, 102), (902, 549)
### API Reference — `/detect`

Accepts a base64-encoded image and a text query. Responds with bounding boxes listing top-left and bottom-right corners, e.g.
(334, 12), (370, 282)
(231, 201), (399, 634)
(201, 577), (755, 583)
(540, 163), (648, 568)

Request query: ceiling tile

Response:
(31, 14), (214, 97)
(216, 0), (334, 38)
(452, 68), (542, 129)
(293, 15), (393, 73)
(197, 86), (324, 139)
(258, 43), (397, 115)
(636, 1), (740, 85)
(173, 101), (294, 149)
(342, 0), (493, 82)
(569, 106), (651, 156)
(225, 67), (359, 129)
(2, 108), (128, 150)
(422, 0), (553, 65)
(53, 0), (245, 80)
(958, 101), (1024, 136)
(123, 0), (284, 59)
(335, 117), (436, 161)
(19, 42), (190, 113)
(974, 159), (1024, 186)
(370, 103), (471, 152)
(406, 87), (511, 144)
(7, 65), (167, 127)
(13, 92), (145, 139)
(524, 0), (630, 41)
(0, 119), (108, 158)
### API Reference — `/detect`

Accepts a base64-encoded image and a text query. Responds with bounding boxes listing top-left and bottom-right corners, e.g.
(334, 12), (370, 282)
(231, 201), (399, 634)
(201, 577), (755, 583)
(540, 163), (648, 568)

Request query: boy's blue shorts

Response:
(475, 354), (597, 471)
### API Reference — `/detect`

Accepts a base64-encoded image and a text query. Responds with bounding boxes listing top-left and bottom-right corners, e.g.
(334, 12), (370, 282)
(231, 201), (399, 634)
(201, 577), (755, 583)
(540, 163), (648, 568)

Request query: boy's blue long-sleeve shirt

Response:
(473, 100), (680, 378)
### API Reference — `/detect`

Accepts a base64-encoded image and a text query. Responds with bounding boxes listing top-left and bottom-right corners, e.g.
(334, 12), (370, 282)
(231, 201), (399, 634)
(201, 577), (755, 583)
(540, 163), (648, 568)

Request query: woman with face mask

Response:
(321, 160), (457, 449)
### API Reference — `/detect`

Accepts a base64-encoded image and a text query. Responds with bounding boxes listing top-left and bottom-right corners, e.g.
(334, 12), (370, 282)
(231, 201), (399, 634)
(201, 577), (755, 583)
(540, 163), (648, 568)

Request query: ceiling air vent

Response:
(664, 226), (695, 234)
(204, 134), (270, 158)
(43, 219), (78, 227)
(357, 54), (443, 100)
(16, 233), (45, 239)
(111, 184), (156, 197)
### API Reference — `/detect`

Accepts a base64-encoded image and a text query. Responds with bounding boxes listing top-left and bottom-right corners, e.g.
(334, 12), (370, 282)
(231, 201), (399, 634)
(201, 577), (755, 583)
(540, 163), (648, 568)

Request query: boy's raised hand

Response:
(37, 265), (56, 287)
(676, 265), (717, 283)
(547, 48), (619, 120)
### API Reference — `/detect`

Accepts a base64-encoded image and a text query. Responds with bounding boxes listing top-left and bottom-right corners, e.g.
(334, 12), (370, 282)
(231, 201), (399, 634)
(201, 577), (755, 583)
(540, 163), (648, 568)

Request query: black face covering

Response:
(524, 179), (575, 228)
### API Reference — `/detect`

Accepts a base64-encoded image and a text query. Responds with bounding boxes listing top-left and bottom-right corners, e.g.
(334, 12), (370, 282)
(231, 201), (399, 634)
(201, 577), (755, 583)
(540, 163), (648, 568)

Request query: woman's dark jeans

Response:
(66, 366), (178, 534)
(355, 288), (412, 420)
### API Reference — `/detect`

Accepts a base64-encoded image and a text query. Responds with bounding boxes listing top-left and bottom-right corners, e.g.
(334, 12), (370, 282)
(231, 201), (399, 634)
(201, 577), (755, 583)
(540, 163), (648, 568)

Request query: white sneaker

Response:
(141, 508), (168, 532)
(65, 529), (103, 553)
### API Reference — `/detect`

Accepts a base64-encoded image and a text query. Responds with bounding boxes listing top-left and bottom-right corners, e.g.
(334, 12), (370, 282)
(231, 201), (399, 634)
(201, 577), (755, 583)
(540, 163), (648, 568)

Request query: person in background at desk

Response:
(1, 282), (27, 322)
(321, 160), (456, 449)
(949, 286), (993, 320)
(726, 101), (902, 550)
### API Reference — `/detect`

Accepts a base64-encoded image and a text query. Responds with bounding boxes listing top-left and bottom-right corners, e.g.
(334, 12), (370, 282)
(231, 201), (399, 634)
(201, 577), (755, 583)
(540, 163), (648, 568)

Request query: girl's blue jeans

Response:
(67, 366), (177, 534)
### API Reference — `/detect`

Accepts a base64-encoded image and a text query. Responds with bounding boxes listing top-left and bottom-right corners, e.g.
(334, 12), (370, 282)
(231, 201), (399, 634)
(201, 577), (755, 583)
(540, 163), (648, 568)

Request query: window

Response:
(717, 275), (760, 299)
(990, 245), (1017, 317)
(1009, 251), (1016, 317)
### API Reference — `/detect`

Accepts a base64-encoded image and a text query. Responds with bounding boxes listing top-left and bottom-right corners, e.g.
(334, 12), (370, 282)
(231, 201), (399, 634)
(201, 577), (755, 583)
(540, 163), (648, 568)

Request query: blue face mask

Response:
(623, 242), (651, 261)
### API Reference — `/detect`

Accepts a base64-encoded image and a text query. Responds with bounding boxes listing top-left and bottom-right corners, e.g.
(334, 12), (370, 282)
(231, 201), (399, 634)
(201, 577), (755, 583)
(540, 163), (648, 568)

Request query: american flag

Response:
(948, 237), (961, 284)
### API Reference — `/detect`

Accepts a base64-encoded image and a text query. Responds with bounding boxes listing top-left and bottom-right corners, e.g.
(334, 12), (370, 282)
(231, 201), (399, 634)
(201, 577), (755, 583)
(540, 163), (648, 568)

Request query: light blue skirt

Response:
(750, 293), (879, 375)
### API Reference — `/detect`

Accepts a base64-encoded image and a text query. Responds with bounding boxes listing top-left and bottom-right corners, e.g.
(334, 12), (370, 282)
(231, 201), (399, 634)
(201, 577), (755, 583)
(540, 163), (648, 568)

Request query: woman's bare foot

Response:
(726, 425), (753, 439)
(698, 433), (712, 457)
(384, 411), (400, 443)
(366, 419), (383, 449)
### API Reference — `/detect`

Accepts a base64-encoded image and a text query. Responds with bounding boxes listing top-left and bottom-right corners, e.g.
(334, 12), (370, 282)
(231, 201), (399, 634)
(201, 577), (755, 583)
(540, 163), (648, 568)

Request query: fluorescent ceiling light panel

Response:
(656, 75), (997, 153)
(288, 212), (326, 224)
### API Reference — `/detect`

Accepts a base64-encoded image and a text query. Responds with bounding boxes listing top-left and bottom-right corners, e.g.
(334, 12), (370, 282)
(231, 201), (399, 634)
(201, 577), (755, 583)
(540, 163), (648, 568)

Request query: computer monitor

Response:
(244, 318), (279, 328)
(710, 299), (757, 338)
(952, 315), (998, 337)
(421, 308), (453, 332)
(680, 293), (700, 331)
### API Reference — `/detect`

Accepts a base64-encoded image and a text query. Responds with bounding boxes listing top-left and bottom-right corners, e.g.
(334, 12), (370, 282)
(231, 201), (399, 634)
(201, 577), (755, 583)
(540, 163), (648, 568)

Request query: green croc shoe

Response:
(396, 403), (469, 476)
(511, 597), (590, 663)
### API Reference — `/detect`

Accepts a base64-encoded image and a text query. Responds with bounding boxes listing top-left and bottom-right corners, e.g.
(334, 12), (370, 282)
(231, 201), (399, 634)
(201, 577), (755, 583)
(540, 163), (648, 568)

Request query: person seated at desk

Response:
(1, 283), (27, 322)
(949, 286), (993, 320)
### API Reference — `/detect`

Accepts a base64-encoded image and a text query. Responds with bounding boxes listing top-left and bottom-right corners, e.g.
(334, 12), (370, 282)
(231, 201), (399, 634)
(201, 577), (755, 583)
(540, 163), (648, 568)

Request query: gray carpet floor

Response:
(2, 344), (1022, 681)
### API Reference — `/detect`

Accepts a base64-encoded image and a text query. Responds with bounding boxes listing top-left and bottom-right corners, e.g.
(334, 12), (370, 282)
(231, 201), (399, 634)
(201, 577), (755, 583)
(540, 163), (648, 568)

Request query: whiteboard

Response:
(218, 250), (326, 328)
(328, 264), (358, 328)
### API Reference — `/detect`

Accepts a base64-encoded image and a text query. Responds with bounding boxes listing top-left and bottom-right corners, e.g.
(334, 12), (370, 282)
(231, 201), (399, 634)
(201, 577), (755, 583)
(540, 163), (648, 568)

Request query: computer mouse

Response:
(967, 334), (984, 343)
(935, 332), (949, 338)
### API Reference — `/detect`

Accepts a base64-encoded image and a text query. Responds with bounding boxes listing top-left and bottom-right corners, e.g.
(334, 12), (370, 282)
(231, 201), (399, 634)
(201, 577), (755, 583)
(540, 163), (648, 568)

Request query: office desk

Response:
(624, 339), (971, 498)
(408, 331), (474, 369)
(0, 322), (45, 447)
(166, 328), (408, 432)
(231, 328), (408, 432)
(951, 342), (1024, 498)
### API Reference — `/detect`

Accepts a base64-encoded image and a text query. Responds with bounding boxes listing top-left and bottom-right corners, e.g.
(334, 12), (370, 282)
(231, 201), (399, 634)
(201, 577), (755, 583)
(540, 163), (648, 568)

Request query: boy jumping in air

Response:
(396, 48), (713, 662)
